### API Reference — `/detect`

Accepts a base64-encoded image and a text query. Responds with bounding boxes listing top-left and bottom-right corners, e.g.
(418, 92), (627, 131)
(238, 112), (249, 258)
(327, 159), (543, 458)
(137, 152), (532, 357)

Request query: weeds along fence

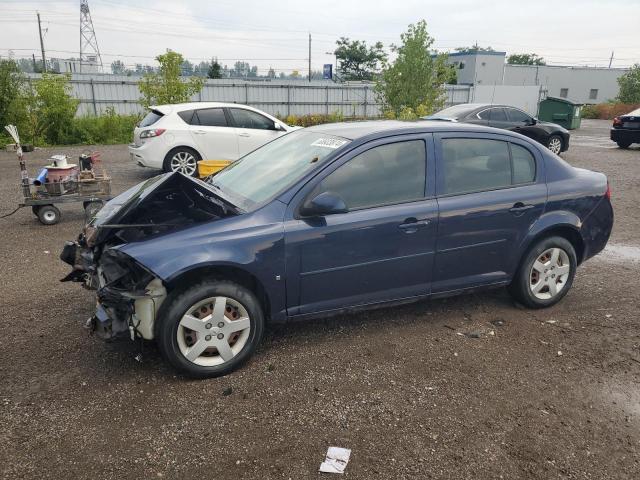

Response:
(25, 74), (543, 118)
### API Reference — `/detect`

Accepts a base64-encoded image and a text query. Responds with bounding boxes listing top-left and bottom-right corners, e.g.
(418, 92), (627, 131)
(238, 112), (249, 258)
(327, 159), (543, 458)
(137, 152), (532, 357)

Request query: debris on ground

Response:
(222, 387), (233, 396)
(557, 351), (563, 356)
(319, 447), (351, 474)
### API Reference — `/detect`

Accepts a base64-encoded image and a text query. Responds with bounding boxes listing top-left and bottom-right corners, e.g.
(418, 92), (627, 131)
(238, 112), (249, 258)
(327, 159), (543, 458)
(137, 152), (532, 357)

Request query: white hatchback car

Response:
(129, 102), (296, 176)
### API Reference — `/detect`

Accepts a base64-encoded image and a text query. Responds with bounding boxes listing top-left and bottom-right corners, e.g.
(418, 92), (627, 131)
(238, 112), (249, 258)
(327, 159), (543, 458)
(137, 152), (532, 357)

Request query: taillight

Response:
(605, 182), (611, 200)
(140, 128), (166, 138)
(612, 117), (622, 127)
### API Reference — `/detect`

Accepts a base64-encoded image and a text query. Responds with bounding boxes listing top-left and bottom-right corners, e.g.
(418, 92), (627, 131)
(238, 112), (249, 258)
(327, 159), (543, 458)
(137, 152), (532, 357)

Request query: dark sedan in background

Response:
(611, 107), (640, 148)
(424, 103), (570, 155)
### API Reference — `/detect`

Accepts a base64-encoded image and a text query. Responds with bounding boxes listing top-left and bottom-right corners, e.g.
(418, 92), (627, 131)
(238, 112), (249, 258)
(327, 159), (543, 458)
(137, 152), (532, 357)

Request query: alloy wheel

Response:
(170, 151), (197, 176)
(176, 296), (251, 366)
(529, 247), (571, 300)
(548, 137), (562, 155)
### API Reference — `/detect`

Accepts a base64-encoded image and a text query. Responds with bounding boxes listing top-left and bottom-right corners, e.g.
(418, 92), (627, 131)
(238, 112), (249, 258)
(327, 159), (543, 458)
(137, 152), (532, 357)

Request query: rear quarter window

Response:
(511, 143), (536, 184)
(139, 110), (163, 127)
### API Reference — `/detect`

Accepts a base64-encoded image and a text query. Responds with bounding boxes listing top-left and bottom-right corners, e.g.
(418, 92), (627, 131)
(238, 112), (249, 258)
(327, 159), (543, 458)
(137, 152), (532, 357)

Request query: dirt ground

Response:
(0, 120), (639, 479)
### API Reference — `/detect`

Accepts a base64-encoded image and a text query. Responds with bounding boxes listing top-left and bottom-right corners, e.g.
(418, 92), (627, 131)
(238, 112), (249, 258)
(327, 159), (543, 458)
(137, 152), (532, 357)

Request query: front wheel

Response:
(157, 280), (265, 378)
(163, 147), (201, 177)
(547, 135), (563, 155)
(509, 236), (577, 309)
(616, 141), (631, 149)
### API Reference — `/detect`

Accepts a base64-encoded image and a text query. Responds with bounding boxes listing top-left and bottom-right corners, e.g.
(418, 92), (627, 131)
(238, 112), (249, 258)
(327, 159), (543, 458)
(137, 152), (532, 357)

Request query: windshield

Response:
(209, 130), (350, 211)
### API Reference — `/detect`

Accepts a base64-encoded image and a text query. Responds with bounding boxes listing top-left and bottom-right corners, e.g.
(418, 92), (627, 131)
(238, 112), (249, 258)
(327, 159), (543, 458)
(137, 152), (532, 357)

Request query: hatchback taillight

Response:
(140, 128), (166, 138)
(605, 182), (611, 200)
(612, 117), (622, 127)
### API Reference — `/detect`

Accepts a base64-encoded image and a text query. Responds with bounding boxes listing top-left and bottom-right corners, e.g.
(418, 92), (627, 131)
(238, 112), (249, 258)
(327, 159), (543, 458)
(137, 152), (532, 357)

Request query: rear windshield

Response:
(139, 110), (163, 127)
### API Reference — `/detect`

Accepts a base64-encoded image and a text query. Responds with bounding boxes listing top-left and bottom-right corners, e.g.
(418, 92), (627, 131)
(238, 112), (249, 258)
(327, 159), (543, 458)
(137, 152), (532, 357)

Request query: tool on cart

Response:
(3, 125), (113, 225)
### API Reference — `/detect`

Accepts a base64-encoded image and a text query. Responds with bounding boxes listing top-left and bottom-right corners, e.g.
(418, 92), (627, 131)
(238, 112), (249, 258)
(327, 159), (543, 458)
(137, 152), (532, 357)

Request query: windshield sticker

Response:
(311, 137), (348, 149)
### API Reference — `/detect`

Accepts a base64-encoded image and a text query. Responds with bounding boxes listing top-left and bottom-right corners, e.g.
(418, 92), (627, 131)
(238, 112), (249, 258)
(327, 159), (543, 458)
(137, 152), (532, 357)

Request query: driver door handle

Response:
(509, 202), (535, 214)
(398, 218), (431, 231)
(239, 132), (251, 137)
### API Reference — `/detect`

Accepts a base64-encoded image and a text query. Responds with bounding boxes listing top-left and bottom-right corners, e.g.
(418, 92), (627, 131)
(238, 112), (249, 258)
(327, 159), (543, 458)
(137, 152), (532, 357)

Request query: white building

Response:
(444, 51), (629, 104)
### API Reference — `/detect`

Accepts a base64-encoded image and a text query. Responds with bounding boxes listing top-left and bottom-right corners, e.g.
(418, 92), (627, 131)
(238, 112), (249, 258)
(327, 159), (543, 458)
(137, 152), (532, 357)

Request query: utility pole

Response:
(37, 12), (46, 72)
(308, 33), (311, 82)
(608, 51), (614, 68)
(32, 53), (37, 72)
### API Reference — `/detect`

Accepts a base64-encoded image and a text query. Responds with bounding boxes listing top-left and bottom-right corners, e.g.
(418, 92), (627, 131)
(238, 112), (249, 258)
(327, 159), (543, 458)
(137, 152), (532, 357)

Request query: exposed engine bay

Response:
(60, 173), (238, 341)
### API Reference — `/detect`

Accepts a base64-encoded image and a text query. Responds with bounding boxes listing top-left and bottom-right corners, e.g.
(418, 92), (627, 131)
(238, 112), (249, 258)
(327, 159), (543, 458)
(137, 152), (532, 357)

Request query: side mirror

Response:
(528, 117), (538, 125)
(274, 123), (287, 131)
(300, 191), (348, 217)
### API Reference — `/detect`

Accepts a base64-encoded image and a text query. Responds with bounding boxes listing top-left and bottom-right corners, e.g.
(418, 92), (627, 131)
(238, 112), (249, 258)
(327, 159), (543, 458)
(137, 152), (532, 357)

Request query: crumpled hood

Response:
(90, 172), (239, 246)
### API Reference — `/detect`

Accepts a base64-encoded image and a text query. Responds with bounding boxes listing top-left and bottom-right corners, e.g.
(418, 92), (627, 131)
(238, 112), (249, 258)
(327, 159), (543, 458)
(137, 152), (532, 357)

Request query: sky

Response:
(1, 0), (639, 74)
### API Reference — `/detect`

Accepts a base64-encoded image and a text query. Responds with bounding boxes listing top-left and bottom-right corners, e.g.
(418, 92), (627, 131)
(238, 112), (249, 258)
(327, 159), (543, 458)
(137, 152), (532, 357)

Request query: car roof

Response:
(150, 102), (264, 113)
(305, 120), (525, 140)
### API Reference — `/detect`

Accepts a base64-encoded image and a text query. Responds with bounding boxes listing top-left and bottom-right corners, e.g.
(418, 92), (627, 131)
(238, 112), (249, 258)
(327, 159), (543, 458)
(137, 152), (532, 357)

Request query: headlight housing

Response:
(99, 249), (154, 293)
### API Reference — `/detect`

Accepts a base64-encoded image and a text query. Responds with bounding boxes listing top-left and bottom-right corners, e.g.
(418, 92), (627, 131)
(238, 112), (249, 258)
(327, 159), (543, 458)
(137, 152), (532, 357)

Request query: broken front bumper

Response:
(61, 241), (167, 341)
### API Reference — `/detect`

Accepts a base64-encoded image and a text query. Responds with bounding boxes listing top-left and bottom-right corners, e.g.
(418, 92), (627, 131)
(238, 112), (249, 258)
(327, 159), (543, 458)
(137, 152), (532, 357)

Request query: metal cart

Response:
(21, 175), (112, 225)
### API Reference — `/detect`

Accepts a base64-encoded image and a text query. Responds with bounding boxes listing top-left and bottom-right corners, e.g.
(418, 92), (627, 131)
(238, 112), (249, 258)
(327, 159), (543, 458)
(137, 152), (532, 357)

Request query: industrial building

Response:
(445, 51), (629, 104)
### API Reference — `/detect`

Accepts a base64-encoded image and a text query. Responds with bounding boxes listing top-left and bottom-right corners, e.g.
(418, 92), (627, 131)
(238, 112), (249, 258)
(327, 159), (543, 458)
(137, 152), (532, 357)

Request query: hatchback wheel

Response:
(616, 141), (631, 149)
(164, 147), (201, 177)
(509, 236), (576, 309)
(547, 135), (563, 155)
(157, 280), (264, 378)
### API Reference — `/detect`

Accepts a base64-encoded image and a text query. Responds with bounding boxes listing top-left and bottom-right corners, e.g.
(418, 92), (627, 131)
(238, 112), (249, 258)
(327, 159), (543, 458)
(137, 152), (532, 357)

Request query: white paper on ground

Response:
(319, 446), (351, 474)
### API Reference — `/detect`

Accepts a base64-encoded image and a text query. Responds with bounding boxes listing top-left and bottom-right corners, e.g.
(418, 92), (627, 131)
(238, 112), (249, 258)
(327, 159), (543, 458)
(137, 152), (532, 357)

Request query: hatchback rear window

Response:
(139, 110), (163, 127)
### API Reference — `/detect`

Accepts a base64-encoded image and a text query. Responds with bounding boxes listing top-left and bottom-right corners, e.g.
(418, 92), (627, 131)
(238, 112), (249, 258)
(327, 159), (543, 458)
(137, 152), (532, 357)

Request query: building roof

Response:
(446, 51), (506, 57)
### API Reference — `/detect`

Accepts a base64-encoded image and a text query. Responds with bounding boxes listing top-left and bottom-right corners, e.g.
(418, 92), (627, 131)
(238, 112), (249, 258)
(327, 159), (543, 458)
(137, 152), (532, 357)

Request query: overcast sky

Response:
(1, 0), (639, 74)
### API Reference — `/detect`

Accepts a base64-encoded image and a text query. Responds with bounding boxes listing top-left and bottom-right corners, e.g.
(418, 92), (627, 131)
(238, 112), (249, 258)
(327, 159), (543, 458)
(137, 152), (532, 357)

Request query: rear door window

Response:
(441, 138), (511, 194)
(229, 108), (275, 130)
(478, 108), (508, 122)
(139, 110), (163, 127)
(440, 138), (537, 195)
(194, 108), (228, 127)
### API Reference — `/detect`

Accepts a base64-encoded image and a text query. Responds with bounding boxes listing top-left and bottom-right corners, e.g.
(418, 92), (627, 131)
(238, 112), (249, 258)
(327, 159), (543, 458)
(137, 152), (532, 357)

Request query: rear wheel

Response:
(157, 280), (264, 378)
(37, 205), (61, 225)
(509, 236), (576, 309)
(163, 147), (201, 177)
(616, 141), (631, 149)
(547, 135), (563, 155)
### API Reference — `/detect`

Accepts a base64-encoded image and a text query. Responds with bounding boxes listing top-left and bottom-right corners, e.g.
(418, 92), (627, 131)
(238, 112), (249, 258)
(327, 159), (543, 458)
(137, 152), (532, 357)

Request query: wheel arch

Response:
(163, 264), (272, 323)
(519, 220), (586, 270)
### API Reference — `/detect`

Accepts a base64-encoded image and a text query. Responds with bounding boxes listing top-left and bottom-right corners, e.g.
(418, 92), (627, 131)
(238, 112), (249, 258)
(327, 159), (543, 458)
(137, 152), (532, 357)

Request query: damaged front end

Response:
(60, 172), (239, 341)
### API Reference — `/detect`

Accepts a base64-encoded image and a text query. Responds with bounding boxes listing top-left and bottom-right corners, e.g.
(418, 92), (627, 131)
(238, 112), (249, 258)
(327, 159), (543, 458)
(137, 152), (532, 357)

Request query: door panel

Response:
(433, 133), (547, 293)
(188, 108), (239, 160)
(283, 135), (438, 315)
(285, 201), (438, 314)
(228, 108), (283, 156)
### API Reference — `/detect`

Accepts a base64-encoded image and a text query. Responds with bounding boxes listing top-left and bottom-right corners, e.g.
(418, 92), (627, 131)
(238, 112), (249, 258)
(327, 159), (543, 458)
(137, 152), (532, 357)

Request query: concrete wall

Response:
(445, 51), (507, 86)
(503, 64), (627, 104)
(471, 85), (543, 115)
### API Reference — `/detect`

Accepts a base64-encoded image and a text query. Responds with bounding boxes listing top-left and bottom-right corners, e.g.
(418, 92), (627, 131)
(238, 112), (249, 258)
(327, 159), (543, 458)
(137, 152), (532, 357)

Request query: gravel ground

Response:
(1, 120), (639, 479)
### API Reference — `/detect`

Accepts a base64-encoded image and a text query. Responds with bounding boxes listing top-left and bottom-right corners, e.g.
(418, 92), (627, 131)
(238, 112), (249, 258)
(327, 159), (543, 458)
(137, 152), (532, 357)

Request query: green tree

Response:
(507, 53), (546, 65)
(376, 20), (449, 118)
(334, 37), (387, 81)
(617, 64), (640, 103)
(139, 50), (204, 107)
(208, 58), (222, 79)
(0, 59), (26, 130)
(455, 43), (495, 54)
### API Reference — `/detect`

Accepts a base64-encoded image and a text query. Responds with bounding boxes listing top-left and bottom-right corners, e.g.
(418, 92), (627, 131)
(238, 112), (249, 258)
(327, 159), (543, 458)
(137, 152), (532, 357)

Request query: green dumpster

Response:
(538, 97), (582, 130)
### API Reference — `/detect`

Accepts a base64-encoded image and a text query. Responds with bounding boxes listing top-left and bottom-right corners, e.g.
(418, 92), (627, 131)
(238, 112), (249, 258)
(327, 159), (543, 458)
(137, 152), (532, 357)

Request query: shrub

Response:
(581, 103), (640, 120)
(72, 107), (140, 144)
(280, 111), (348, 127)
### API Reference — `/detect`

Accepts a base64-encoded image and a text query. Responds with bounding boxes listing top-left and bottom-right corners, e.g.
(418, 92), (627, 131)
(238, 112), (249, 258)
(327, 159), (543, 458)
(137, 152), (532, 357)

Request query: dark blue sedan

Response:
(61, 121), (613, 378)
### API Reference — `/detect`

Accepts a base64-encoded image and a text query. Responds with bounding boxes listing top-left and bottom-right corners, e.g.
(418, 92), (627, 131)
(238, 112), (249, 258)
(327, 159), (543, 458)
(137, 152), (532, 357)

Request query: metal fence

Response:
(26, 74), (543, 117)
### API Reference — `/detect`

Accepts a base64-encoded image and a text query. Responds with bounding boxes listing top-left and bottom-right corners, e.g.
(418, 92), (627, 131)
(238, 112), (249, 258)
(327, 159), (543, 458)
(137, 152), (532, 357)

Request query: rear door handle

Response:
(509, 202), (535, 214)
(193, 130), (207, 134)
(398, 219), (431, 231)
(239, 132), (251, 137)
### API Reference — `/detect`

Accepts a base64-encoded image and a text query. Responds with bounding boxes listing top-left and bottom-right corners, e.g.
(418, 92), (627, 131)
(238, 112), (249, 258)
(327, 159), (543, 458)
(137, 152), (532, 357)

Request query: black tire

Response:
(31, 205), (41, 216)
(162, 147), (201, 177)
(616, 141), (631, 149)
(509, 236), (577, 309)
(157, 280), (265, 378)
(547, 135), (563, 155)
(84, 201), (104, 222)
(37, 205), (61, 225)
